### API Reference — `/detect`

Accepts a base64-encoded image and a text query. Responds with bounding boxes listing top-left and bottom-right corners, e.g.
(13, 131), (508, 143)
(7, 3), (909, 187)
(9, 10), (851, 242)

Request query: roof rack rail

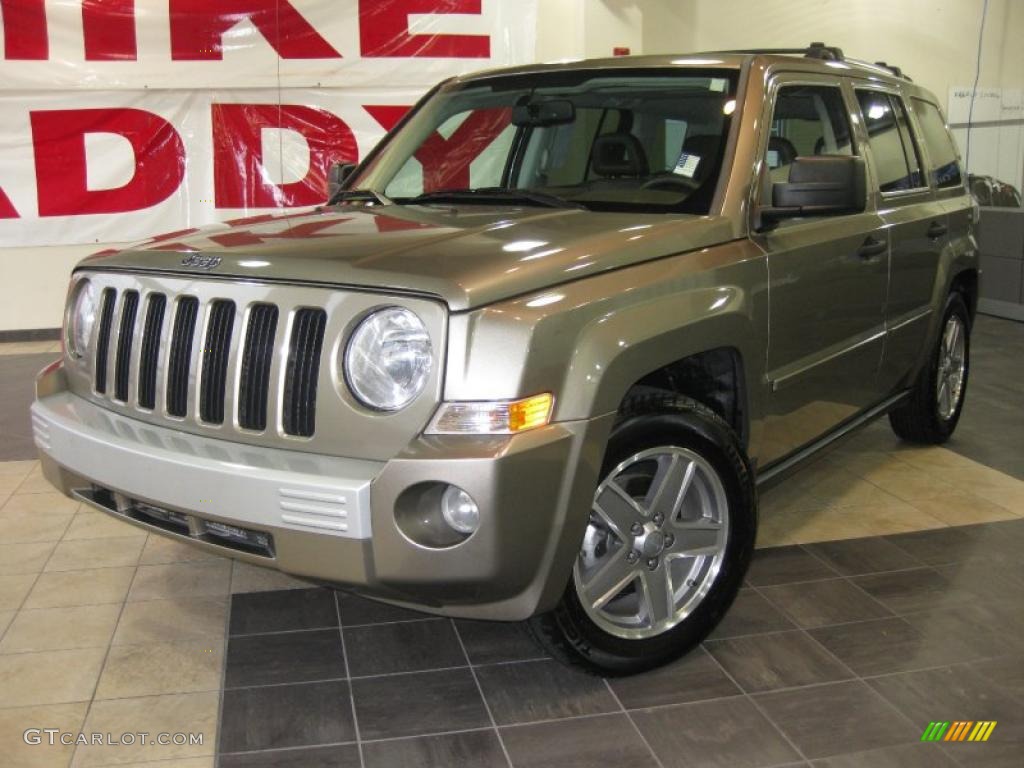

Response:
(874, 61), (913, 81)
(716, 42), (845, 62)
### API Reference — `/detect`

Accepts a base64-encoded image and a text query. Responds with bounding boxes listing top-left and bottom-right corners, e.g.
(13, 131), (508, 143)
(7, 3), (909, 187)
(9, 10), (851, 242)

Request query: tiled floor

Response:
(0, 316), (1022, 767)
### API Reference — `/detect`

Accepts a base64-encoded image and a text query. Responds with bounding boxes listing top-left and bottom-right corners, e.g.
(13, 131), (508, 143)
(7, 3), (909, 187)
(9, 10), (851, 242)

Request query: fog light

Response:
(441, 485), (480, 534)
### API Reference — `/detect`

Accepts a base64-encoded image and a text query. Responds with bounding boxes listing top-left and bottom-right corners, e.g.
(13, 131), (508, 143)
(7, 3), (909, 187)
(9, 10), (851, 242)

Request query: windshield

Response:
(350, 68), (740, 214)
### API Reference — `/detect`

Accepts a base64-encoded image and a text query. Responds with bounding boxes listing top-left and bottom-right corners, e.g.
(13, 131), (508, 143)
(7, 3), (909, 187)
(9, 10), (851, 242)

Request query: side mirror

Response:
(758, 155), (866, 228)
(327, 161), (357, 201)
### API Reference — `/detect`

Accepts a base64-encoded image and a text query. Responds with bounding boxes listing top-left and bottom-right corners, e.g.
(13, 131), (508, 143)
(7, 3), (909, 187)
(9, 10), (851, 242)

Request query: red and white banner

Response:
(0, 0), (538, 247)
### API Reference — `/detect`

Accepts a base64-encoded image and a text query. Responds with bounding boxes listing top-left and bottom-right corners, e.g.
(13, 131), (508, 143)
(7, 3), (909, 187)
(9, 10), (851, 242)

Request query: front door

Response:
(753, 76), (888, 465)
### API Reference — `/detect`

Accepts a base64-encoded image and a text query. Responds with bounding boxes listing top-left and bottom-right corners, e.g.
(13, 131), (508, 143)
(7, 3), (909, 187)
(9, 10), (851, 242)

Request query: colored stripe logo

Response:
(921, 721), (997, 742)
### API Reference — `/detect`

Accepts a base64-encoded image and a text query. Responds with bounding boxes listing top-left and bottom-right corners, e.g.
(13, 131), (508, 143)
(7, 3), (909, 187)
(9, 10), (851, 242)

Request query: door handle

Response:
(857, 236), (887, 259)
(927, 221), (948, 239)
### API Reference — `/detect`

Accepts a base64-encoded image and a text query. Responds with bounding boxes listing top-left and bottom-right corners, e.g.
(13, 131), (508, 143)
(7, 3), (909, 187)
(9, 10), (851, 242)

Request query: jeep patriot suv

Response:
(33, 44), (977, 674)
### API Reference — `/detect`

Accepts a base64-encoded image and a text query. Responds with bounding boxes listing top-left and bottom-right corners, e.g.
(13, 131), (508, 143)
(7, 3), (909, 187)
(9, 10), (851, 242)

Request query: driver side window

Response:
(765, 84), (855, 195)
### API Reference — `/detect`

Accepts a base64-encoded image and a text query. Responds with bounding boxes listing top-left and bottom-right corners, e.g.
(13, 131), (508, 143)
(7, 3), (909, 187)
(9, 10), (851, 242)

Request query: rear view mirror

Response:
(512, 99), (575, 127)
(759, 155), (866, 227)
(327, 161), (357, 201)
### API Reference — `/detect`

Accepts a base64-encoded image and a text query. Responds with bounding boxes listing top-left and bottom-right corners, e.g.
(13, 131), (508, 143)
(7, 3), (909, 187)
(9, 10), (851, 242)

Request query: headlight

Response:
(67, 279), (97, 359)
(344, 307), (432, 410)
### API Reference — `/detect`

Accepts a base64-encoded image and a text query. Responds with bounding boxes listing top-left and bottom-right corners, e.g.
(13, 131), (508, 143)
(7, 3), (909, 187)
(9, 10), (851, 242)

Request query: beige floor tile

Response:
(138, 536), (222, 566)
(0, 459), (37, 477)
(230, 560), (315, 593)
(0, 541), (55, 575)
(127, 561), (232, 602)
(1, 603), (122, 653)
(0, 340), (61, 355)
(46, 537), (145, 572)
(15, 467), (59, 495)
(805, 471), (906, 510)
(63, 512), (147, 541)
(0, 647), (107, 707)
(2, 491), (81, 516)
(112, 596), (228, 646)
(969, 483), (1024, 516)
(0, 702), (88, 768)
(96, 642), (223, 700)
(97, 760), (215, 768)
(0, 609), (13, 636)
(907, 493), (1019, 526)
(0, 572), (37, 610)
(5, 510), (74, 543)
(24, 567), (136, 609)
(72, 691), (217, 767)
(0, 475), (25, 496)
(757, 500), (947, 546)
(859, 463), (959, 501)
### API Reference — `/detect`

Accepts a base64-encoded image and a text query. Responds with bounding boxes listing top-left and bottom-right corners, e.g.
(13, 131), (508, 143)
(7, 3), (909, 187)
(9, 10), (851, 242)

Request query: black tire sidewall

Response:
(551, 407), (756, 675)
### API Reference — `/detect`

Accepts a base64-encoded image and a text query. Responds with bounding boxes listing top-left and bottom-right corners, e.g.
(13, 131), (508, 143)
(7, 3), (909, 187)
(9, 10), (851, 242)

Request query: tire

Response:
(889, 292), (971, 444)
(528, 392), (756, 676)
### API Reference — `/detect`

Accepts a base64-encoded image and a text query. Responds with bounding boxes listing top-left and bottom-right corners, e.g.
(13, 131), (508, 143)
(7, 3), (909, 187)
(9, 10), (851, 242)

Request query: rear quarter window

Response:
(912, 98), (964, 189)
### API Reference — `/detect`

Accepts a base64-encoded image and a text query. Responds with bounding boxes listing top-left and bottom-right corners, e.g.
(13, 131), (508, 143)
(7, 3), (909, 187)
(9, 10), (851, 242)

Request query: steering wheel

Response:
(641, 173), (700, 192)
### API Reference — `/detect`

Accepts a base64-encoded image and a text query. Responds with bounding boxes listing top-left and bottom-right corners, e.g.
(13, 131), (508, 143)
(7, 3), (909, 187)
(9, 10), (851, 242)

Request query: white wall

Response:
(6, 0), (1022, 332)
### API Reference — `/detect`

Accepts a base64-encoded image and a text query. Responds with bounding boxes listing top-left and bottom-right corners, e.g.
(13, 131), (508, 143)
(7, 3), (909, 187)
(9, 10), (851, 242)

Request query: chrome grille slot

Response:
(138, 293), (166, 410)
(167, 296), (199, 418)
(199, 300), (236, 424)
(114, 290), (139, 402)
(239, 303), (279, 431)
(283, 308), (327, 438)
(94, 287), (117, 394)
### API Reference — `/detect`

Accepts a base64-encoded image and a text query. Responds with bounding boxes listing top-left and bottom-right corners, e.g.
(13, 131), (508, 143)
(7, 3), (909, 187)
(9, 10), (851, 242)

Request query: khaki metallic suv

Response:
(33, 44), (978, 674)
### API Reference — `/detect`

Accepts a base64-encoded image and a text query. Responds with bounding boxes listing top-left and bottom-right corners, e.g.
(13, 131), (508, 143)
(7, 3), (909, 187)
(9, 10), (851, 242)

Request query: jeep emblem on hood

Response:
(181, 253), (222, 270)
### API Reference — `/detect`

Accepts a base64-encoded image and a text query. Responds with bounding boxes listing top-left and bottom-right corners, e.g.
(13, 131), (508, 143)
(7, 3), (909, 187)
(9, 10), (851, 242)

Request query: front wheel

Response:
(528, 394), (756, 675)
(889, 292), (971, 444)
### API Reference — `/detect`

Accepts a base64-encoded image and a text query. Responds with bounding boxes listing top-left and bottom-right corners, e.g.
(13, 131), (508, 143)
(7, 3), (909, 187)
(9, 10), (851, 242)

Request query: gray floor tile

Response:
(810, 742), (959, 767)
(966, 655), (1024, 702)
(475, 658), (619, 725)
(220, 680), (356, 753)
(610, 645), (740, 708)
(903, 602), (1024, 659)
(363, 730), (507, 768)
(884, 527), (987, 567)
(705, 630), (853, 693)
(631, 695), (800, 768)
(804, 537), (924, 576)
(229, 588), (339, 635)
(708, 588), (796, 639)
(852, 568), (980, 614)
(759, 579), (892, 629)
(344, 618), (466, 676)
(336, 591), (430, 626)
(502, 713), (659, 768)
(455, 619), (547, 665)
(754, 680), (918, 760)
(220, 744), (361, 768)
(747, 545), (839, 586)
(225, 629), (346, 687)
(352, 668), (491, 740)
(810, 617), (976, 676)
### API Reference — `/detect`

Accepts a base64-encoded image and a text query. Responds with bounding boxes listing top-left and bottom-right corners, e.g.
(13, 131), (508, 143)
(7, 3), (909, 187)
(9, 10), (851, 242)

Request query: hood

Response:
(81, 204), (737, 311)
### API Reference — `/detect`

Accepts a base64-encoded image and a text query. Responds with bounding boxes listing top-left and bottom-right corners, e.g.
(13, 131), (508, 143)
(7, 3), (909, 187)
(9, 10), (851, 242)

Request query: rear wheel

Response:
(529, 394), (756, 675)
(889, 293), (971, 444)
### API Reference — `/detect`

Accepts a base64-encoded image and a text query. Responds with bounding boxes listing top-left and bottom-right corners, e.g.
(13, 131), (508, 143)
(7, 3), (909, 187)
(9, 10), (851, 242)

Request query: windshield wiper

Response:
(398, 187), (586, 210)
(328, 188), (390, 206)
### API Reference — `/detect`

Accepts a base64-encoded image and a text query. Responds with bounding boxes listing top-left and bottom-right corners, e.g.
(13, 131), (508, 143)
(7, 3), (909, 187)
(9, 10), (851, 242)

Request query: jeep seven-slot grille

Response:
(283, 308), (327, 438)
(199, 300), (236, 424)
(137, 294), (166, 410)
(114, 290), (139, 402)
(88, 288), (327, 438)
(167, 296), (200, 417)
(238, 303), (278, 431)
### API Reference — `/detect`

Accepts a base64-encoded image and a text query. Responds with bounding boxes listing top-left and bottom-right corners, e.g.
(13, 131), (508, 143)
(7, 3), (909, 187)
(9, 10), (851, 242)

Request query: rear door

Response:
(852, 86), (942, 390)
(753, 74), (888, 465)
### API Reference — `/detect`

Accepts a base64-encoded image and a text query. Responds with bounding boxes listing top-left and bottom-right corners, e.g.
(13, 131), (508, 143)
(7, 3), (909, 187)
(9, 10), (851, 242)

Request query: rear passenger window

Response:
(912, 99), (964, 189)
(855, 91), (925, 193)
(767, 85), (854, 175)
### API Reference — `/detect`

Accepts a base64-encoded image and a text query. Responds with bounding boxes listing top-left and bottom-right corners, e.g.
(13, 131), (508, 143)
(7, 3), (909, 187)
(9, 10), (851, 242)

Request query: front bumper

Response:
(32, 365), (612, 620)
